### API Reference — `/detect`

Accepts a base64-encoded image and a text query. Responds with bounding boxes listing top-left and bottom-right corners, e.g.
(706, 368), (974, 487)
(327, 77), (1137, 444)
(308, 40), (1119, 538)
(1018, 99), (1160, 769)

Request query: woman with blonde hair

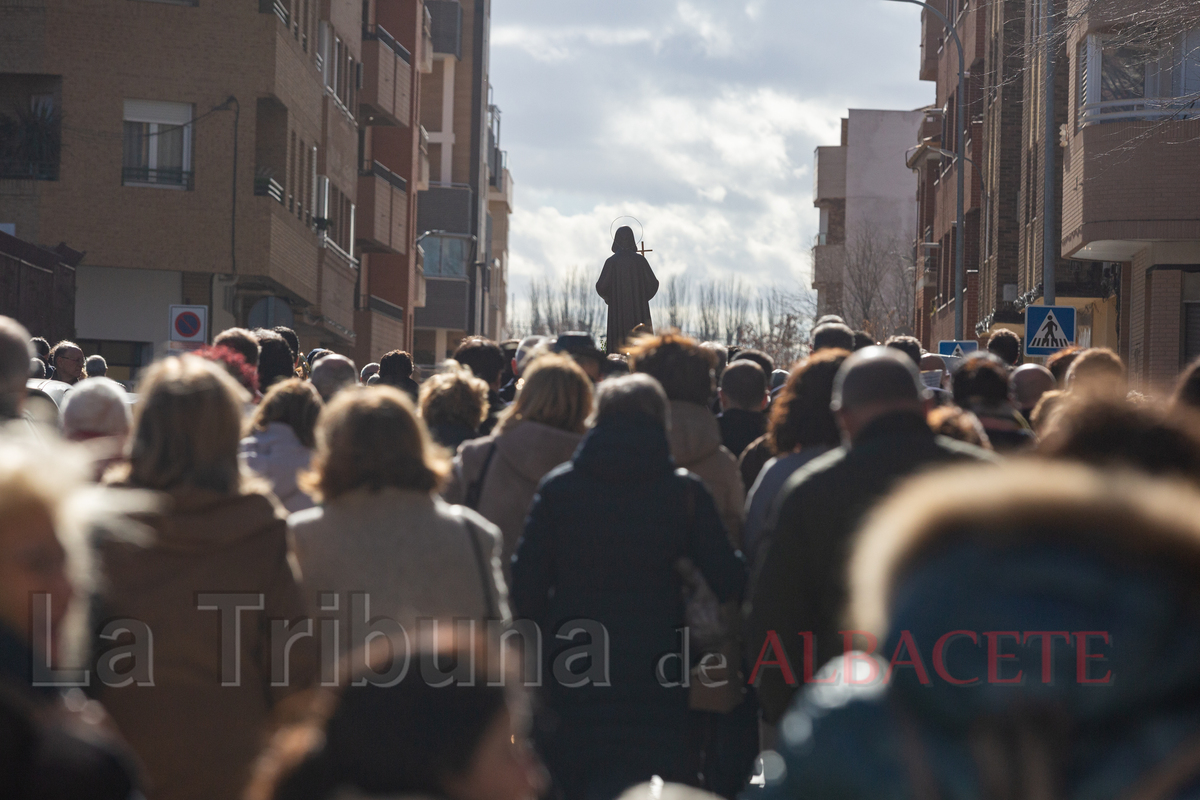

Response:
(419, 362), (490, 451)
(240, 378), (323, 513)
(445, 354), (593, 578)
(96, 355), (318, 800)
(289, 386), (508, 658)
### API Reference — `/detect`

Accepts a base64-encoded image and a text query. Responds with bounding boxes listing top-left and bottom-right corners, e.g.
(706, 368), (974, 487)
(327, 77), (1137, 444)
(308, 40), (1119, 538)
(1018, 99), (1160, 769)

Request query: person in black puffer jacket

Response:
(512, 373), (747, 800)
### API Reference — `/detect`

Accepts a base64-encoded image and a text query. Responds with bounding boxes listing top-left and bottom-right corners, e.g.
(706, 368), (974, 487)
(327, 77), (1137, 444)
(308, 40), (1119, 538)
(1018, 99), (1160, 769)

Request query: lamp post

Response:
(885, 0), (966, 340)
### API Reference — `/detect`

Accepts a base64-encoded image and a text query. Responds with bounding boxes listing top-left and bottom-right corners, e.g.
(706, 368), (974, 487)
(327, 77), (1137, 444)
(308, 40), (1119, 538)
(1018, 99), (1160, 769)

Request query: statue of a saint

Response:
(596, 226), (659, 353)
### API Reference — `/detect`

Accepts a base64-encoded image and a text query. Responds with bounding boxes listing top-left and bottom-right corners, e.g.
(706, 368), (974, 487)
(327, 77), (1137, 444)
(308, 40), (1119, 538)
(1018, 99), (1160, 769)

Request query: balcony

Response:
(356, 160), (409, 254)
(427, 0), (463, 59)
(418, 126), (430, 191)
(360, 24), (412, 128)
(121, 166), (193, 190)
(254, 175), (284, 203)
(813, 146), (846, 204)
(1080, 98), (1200, 127)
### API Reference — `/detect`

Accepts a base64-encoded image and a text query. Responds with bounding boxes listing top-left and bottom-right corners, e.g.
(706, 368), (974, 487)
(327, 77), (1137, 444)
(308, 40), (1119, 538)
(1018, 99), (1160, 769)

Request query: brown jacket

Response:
(95, 488), (318, 800)
(668, 400), (745, 548)
(444, 420), (583, 580)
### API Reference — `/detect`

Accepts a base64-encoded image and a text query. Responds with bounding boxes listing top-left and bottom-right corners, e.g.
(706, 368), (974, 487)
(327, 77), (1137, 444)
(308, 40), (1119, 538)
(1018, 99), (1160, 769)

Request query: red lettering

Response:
(1022, 631), (1070, 684)
(840, 630), (880, 685)
(932, 630), (979, 685)
(800, 631), (837, 684)
(1074, 631), (1113, 684)
(886, 630), (931, 685)
(748, 631), (797, 686)
(984, 631), (1023, 684)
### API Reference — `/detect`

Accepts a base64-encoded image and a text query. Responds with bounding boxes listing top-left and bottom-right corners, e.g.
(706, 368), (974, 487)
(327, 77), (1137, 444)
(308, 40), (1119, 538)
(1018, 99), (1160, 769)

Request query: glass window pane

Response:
(1101, 43), (1148, 101)
(123, 122), (147, 169)
(156, 124), (184, 173)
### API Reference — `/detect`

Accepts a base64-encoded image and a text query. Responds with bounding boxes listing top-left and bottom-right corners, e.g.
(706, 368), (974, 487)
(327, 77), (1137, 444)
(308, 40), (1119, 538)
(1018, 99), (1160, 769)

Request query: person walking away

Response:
(758, 462), (1200, 800)
(742, 349), (848, 563)
(512, 374), (745, 800)
(444, 354), (592, 582)
(453, 338), (509, 435)
(377, 349), (420, 400)
(717, 361), (768, 463)
(240, 379), (322, 513)
(745, 347), (994, 727)
(950, 353), (1035, 452)
(289, 385), (509, 660)
(96, 355), (318, 800)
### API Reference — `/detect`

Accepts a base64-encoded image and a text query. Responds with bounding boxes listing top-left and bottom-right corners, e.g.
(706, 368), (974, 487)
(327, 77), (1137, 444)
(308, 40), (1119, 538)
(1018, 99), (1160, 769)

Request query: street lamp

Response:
(884, 0), (967, 340)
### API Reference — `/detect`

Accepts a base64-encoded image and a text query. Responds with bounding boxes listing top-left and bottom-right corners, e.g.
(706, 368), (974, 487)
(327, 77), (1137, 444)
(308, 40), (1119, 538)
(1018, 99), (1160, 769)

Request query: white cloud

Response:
(491, 24), (657, 63)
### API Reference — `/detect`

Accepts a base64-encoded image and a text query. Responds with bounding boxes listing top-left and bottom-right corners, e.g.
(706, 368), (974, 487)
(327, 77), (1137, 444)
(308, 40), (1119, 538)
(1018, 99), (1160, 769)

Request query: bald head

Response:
(0, 316), (34, 418)
(311, 354), (358, 402)
(1010, 364), (1056, 414)
(832, 346), (931, 443)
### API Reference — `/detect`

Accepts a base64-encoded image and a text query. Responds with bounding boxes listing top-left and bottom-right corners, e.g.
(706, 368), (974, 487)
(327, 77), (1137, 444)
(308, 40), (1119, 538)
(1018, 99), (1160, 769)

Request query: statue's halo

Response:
(609, 216), (644, 242)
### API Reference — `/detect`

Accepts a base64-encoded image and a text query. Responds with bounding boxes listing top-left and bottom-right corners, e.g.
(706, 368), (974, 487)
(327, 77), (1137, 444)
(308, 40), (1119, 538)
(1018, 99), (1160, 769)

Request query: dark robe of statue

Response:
(596, 226), (659, 353)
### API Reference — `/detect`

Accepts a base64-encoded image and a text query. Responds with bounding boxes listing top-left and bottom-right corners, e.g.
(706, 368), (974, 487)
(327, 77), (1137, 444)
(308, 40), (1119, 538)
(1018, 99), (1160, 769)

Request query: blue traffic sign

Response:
(938, 340), (979, 358)
(1025, 305), (1076, 357)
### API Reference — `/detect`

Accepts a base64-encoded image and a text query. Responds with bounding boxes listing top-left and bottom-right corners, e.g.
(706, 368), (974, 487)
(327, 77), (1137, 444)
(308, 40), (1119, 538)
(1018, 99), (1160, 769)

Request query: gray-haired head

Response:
(515, 335), (549, 375)
(832, 346), (931, 413)
(1010, 363), (1056, 411)
(594, 372), (671, 431)
(311, 354), (358, 402)
(61, 377), (131, 440)
(85, 354), (108, 378)
(0, 316), (34, 418)
(360, 362), (381, 382)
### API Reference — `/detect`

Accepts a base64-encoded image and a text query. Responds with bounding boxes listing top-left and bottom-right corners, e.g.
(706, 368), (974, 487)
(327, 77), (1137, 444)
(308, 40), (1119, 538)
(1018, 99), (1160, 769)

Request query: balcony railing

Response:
(122, 166), (193, 189)
(363, 24), (411, 64)
(254, 175), (284, 203)
(814, 232), (828, 247)
(1081, 97), (1200, 126)
(0, 160), (58, 181)
(360, 159), (407, 193)
(258, 0), (288, 24)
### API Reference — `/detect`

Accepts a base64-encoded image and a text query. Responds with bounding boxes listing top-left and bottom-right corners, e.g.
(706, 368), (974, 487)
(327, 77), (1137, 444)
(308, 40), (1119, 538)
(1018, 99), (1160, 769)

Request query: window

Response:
(1184, 272), (1200, 366)
(423, 235), (470, 278)
(122, 100), (193, 189)
(1079, 30), (1200, 124)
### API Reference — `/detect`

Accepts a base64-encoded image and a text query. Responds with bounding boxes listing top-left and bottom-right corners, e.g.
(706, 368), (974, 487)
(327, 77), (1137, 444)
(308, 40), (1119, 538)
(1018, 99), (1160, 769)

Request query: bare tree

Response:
(843, 229), (915, 340)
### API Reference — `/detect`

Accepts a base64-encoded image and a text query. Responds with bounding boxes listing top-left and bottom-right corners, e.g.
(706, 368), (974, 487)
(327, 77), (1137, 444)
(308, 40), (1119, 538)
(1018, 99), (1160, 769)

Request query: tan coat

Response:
(444, 420), (583, 580)
(668, 400), (745, 549)
(96, 488), (318, 800)
(288, 487), (510, 646)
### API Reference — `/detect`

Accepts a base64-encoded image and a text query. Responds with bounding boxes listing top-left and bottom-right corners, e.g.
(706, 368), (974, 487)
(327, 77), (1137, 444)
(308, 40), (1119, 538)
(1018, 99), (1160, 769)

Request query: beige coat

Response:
(96, 488), (318, 800)
(444, 420), (583, 580)
(668, 400), (745, 548)
(288, 487), (509, 649)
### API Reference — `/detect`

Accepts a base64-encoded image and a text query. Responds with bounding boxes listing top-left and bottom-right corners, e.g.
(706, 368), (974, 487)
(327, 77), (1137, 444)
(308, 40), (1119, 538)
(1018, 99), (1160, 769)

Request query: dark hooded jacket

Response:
(756, 463), (1200, 800)
(511, 413), (746, 725)
(596, 227), (659, 353)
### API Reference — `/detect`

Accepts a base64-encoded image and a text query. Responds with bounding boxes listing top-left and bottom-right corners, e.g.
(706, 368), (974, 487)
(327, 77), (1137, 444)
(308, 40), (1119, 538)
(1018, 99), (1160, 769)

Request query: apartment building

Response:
(812, 110), (925, 335)
(1060, 0), (1200, 390)
(906, 0), (985, 348)
(413, 0), (512, 366)
(354, 0), (434, 365)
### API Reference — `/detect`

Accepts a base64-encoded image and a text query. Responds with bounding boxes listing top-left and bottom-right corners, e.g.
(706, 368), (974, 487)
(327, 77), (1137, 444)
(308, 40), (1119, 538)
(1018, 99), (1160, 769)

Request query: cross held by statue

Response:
(638, 241), (652, 256)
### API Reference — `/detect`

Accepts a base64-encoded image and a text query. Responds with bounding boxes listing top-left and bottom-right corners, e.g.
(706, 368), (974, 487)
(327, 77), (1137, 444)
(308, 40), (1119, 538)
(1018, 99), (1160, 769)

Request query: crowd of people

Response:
(4, 311), (1200, 800)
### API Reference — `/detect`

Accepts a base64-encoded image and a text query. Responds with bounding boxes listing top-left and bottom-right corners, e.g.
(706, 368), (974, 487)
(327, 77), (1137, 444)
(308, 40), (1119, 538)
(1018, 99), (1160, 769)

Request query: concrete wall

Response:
(75, 265), (181, 348)
(845, 109), (925, 246)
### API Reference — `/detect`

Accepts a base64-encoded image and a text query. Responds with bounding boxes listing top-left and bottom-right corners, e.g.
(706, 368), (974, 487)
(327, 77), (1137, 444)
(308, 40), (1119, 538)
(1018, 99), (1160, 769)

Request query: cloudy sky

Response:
(489, 0), (935, 315)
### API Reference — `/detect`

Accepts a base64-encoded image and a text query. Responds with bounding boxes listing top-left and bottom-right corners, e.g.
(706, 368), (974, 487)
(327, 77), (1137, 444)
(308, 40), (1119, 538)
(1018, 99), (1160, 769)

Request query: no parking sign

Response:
(169, 305), (208, 343)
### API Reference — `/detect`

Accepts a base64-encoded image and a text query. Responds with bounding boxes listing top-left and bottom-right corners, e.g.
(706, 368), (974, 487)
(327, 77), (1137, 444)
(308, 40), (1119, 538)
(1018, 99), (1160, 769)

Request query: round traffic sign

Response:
(175, 311), (202, 339)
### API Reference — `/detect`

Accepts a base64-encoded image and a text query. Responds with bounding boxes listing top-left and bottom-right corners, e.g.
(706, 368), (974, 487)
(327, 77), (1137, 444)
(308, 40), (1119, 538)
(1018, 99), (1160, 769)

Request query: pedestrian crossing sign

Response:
(1025, 305), (1076, 356)
(938, 340), (979, 358)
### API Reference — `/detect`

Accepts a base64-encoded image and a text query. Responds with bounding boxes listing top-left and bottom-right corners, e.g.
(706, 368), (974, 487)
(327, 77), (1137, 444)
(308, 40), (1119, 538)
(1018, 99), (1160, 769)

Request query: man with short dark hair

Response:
(718, 360), (768, 459)
(254, 329), (294, 390)
(273, 326), (301, 369)
(732, 348), (774, 377)
(453, 337), (508, 435)
(746, 347), (994, 724)
(378, 349), (419, 400)
(884, 334), (922, 367)
(48, 340), (85, 385)
(810, 323), (855, 353)
(986, 328), (1022, 366)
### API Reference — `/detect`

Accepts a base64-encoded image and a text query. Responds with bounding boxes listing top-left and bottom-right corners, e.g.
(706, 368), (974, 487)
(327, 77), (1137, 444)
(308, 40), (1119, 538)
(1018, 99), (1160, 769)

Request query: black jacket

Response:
(744, 411), (995, 723)
(511, 414), (747, 725)
(717, 409), (766, 462)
